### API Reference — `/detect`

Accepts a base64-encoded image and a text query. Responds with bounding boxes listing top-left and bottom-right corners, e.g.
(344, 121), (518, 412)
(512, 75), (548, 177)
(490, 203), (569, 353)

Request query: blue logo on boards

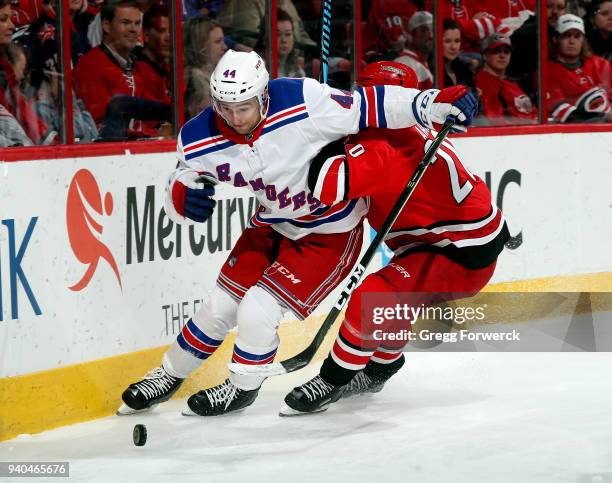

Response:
(1, 217), (42, 321)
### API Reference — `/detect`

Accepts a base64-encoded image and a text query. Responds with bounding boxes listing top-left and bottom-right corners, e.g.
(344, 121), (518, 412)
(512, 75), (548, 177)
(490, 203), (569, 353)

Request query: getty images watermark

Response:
(370, 301), (520, 344)
(358, 292), (612, 352)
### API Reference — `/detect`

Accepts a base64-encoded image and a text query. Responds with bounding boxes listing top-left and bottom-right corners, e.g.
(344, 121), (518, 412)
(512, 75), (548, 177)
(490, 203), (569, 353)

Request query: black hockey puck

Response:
(133, 424), (147, 446)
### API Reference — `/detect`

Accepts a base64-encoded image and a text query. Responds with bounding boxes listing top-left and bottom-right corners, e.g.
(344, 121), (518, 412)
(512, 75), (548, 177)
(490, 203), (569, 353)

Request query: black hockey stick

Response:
(228, 118), (457, 377)
(319, 0), (332, 83)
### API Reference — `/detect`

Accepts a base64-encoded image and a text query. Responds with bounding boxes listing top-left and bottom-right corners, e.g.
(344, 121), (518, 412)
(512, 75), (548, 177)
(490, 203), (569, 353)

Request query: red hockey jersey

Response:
(312, 126), (509, 269)
(546, 56), (611, 122)
(475, 69), (538, 124)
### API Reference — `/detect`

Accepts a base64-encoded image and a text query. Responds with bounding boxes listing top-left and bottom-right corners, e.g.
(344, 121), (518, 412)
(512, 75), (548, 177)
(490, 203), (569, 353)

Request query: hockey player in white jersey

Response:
(118, 50), (478, 416)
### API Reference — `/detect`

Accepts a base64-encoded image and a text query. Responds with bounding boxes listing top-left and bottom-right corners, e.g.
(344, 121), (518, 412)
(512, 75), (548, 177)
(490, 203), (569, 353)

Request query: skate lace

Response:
(300, 376), (335, 402)
(205, 380), (238, 410)
(135, 367), (177, 400)
(348, 371), (373, 392)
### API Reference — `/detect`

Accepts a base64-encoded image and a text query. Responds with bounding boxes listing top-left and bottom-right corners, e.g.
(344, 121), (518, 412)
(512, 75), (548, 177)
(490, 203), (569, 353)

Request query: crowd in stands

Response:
(0, 0), (610, 147)
(362, 0), (610, 125)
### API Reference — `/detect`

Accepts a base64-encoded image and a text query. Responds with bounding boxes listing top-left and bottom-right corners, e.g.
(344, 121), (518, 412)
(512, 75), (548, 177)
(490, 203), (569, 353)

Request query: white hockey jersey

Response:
(166, 77), (437, 240)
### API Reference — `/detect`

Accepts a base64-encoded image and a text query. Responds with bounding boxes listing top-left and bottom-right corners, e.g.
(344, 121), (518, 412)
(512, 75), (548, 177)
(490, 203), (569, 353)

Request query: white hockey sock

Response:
(230, 286), (283, 391)
(163, 342), (203, 379)
(162, 286), (239, 379)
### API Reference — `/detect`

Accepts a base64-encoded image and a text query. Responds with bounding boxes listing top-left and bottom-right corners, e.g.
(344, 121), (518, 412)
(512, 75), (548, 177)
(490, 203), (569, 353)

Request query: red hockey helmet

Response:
(357, 61), (418, 88)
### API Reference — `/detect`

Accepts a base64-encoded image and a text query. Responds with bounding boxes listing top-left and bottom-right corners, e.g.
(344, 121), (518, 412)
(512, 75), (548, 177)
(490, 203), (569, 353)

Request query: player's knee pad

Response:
(235, 285), (283, 350)
(192, 285), (239, 340)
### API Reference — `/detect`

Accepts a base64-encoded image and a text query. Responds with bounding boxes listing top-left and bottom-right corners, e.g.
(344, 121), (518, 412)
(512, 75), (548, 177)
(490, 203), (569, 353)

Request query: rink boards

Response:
(1, 130), (611, 440)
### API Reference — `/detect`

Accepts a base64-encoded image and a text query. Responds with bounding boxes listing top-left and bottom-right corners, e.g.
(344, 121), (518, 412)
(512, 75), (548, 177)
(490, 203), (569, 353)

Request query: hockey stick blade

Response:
(228, 118), (457, 378)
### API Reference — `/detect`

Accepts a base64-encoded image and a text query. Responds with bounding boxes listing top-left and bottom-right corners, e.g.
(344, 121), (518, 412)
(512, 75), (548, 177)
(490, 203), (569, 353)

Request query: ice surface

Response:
(2, 353), (611, 483)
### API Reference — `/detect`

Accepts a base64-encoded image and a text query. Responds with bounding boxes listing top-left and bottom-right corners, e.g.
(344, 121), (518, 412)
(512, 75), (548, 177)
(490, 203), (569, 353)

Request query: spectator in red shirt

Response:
(134, 4), (171, 95)
(394, 11), (434, 90)
(74, 0), (170, 140)
(475, 33), (538, 125)
(547, 14), (611, 122)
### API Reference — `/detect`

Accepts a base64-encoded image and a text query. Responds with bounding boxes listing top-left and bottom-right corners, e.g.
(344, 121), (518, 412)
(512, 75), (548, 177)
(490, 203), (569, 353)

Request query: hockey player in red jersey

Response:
(281, 61), (510, 416)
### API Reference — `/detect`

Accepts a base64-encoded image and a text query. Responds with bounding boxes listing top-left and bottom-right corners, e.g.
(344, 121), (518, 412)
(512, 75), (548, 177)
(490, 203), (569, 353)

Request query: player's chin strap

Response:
(228, 117), (458, 378)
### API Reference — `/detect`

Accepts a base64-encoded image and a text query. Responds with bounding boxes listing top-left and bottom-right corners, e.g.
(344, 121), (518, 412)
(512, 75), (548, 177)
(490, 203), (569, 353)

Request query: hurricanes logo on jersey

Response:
(66, 169), (122, 291)
(577, 87), (610, 113)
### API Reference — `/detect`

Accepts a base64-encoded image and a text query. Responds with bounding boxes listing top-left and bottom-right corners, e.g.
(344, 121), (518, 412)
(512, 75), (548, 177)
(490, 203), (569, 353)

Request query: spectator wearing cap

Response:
(74, 0), (171, 140)
(505, 0), (566, 98)
(475, 33), (538, 125)
(585, 0), (612, 61)
(547, 13), (611, 122)
(442, 18), (478, 94)
(394, 11), (434, 90)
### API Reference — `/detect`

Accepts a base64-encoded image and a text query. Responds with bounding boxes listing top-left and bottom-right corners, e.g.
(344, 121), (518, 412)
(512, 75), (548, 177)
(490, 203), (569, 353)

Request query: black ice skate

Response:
(184, 379), (259, 416)
(117, 366), (184, 415)
(343, 354), (405, 399)
(279, 375), (345, 416)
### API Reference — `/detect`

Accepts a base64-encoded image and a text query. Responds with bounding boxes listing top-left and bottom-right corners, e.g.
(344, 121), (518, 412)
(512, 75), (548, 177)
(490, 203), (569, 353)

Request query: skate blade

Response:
(278, 403), (328, 417)
(181, 407), (198, 416)
(181, 407), (250, 417)
(116, 404), (154, 416)
(228, 362), (287, 377)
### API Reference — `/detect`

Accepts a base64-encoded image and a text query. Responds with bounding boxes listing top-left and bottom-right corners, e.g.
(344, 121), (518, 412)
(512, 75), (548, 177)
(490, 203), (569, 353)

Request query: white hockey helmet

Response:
(210, 50), (270, 119)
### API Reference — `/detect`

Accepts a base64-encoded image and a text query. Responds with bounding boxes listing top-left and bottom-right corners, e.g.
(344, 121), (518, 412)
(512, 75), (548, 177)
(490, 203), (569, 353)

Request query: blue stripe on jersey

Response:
(186, 319), (223, 346)
(262, 112), (309, 135)
(267, 78), (306, 116)
(358, 87), (367, 130)
(256, 199), (358, 228)
(233, 345), (277, 362)
(184, 140), (235, 160)
(179, 108), (220, 149)
(375, 86), (387, 128)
